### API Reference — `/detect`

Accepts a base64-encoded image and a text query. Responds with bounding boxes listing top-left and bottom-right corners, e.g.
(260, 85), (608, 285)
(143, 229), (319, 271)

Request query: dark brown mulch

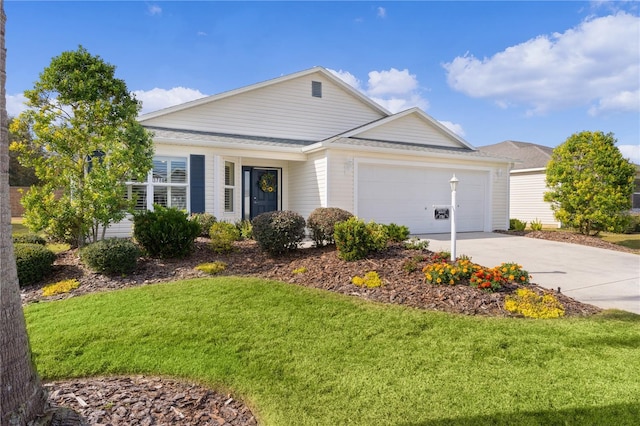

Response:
(498, 229), (639, 254)
(43, 376), (256, 426)
(23, 231), (610, 425)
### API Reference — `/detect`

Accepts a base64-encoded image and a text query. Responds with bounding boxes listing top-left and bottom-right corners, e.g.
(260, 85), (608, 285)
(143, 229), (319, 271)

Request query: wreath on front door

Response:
(258, 172), (276, 193)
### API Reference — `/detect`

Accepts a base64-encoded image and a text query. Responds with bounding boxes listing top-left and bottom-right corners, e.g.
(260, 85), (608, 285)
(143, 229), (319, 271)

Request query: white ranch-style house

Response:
(109, 67), (514, 237)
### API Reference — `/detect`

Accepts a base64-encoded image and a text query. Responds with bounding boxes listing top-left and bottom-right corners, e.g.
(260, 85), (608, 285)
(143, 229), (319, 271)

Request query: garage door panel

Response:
(357, 164), (487, 234)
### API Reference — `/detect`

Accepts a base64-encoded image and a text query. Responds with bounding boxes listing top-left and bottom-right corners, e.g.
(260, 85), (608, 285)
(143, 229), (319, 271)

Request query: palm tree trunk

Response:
(0, 2), (48, 424)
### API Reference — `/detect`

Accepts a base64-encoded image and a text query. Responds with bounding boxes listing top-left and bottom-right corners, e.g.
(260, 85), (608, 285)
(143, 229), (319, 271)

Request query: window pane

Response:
(132, 185), (147, 210)
(154, 186), (168, 207)
(171, 159), (187, 183)
(225, 188), (234, 212)
(153, 159), (168, 183)
(225, 162), (234, 186)
(171, 187), (187, 210)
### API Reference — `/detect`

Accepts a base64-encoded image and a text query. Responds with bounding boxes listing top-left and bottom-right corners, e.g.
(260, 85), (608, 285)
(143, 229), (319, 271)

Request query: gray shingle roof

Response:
(478, 140), (553, 170)
(144, 126), (317, 149)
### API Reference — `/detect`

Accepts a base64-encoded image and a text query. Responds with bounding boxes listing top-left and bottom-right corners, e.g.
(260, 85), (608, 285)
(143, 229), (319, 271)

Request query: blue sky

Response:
(5, 1), (639, 162)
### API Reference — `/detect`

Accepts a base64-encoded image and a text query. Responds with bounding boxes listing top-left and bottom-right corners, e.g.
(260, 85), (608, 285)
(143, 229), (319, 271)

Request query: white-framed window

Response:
(224, 161), (235, 213)
(126, 156), (188, 211)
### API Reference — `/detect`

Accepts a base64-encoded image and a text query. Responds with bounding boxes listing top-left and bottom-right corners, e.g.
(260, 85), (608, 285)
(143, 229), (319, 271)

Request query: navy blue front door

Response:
(244, 167), (279, 220)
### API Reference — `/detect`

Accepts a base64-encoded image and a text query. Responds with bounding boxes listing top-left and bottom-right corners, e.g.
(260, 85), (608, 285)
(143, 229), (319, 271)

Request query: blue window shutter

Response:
(190, 155), (205, 213)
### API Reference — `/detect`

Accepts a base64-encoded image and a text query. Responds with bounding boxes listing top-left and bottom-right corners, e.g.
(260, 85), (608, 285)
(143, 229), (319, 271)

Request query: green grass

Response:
(600, 232), (640, 252)
(10, 217), (30, 235)
(11, 217), (69, 253)
(25, 278), (640, 425)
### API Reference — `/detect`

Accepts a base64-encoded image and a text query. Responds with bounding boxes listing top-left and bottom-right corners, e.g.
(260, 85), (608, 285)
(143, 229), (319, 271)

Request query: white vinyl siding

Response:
(141, 74), (384, 141)
(326, 150), (355, 214)
(355, 114), (460, 148)
(510, 170), (560, 227)
(289, 152), (327, 220)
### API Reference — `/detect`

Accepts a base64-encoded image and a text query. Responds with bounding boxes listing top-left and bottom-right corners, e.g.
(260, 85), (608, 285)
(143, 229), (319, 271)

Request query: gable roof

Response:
(332, 107), (475, 150)
(139, 66), (390, 122)
(478, 140), (553, 170)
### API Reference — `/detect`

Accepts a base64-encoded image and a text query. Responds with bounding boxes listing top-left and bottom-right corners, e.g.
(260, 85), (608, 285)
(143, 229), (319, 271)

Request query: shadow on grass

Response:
(401, 402), (640, 425)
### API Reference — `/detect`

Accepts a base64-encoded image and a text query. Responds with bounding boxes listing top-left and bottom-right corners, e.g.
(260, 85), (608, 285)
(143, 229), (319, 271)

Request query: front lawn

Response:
(600, 232), (640, 251)
(26, 277), (640, 425)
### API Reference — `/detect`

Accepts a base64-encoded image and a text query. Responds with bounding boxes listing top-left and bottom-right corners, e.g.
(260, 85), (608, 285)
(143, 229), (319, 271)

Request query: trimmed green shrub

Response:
(209, 222), (240, 253)
(307, 207), (353, 247)
(509, 218), (527, 231)
(624, 213), (640, 234)
(80, 238), (141, 275)
(384, 223), (410, 243)
(235, 219), (254, 240)
(530, 218), (543, 231)
(133, 205), (201, 258)
(12, 233), (47, 245)
(334, 217), (389, 261)
(252, 210), (306, 256)
(14, 243), (56, 286)
(190, 213), (217, 237)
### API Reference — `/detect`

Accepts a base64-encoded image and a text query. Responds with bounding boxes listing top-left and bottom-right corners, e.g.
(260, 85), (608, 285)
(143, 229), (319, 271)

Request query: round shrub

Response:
(307, 207), (353, 247)
(133, 205), (201, 258)
(12, 233), (47, 245)
(334, 217), (389, 261)
(235, 219), (254, 240)
(80, 238), (141, 275)
(209, 222), (240, 253)
(384, 223), (410, 243)
(190, 213), (217, 237)
(252, 210), (306, 256)
(14, 243), (56, 286)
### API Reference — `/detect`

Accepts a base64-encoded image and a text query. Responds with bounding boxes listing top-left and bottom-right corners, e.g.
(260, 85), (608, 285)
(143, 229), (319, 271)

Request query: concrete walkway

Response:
(418, 232), (640, 314)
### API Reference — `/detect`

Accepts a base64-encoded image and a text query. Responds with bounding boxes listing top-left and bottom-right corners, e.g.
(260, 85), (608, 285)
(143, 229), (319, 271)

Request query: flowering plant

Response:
(470, 267), (506, 291)
(498, 262), (531, 284)
(423, 258), (479, 285)
(504, 288), (565, 318)
(42, 279), (80, 297)
(352, 271), (383, 288)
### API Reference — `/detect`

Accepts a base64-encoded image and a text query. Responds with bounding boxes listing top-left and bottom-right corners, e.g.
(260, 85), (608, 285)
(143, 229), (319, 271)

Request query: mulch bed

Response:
(23, 230), (612, 425)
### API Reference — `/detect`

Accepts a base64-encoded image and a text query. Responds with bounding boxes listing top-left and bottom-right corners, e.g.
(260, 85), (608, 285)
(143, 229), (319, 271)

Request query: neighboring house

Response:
(478, 141), (559, 227)
(108, 67), (513, 237)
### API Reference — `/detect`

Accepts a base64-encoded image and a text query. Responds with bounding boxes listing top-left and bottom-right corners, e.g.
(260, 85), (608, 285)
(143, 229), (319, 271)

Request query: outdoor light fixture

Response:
(450, 174), (459, 261)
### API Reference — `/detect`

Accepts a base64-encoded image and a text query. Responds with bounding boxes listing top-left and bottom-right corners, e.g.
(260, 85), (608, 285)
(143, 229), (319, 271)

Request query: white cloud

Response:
(147, 4), (162, 16)
(377, 7), (387, 18)
(618, 144), (640, 165)
(443, 12), (640, 116)
(330, 69), (361, 90)
(329, 67), (429, 113)
(366, 68), (418, 97)
(438, 121), (466, 138)
(6, 93), (27, 117)
(133, 87), (207, 114)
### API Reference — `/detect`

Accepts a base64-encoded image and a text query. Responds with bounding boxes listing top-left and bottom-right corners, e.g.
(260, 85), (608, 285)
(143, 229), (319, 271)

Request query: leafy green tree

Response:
(8, 117), (39, 186)
(544, 131), (635, 235)
(10, 46), (153, 247)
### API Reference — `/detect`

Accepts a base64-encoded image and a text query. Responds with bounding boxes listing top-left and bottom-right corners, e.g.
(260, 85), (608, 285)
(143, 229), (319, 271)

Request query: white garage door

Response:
(357, 164), (488, 234)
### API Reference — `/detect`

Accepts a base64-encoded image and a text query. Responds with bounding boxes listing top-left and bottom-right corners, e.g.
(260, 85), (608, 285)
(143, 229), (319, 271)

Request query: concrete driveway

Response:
(420, 232), (640, 314)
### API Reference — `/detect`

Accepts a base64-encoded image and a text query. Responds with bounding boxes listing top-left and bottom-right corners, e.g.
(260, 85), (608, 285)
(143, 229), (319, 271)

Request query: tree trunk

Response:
(0, 2), (48, 424)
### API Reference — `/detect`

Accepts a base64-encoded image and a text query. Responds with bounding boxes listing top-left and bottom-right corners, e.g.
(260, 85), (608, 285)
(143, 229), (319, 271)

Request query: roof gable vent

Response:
(311, 81), (322, 98)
